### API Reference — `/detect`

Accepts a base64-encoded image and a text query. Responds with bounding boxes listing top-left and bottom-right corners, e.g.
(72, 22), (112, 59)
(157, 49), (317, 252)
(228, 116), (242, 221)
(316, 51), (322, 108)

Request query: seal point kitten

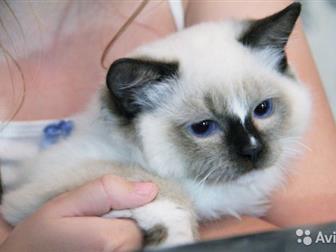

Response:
(2, 3), (310, 248)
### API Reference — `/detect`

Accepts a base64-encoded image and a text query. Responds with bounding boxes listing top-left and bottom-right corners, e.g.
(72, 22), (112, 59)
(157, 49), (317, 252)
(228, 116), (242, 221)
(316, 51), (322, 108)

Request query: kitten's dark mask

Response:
(104, 3), (302, 183)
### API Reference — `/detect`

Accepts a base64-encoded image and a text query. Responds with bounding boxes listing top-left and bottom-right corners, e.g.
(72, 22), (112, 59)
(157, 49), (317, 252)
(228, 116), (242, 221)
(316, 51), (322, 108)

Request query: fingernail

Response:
(134, 182), (157, 197)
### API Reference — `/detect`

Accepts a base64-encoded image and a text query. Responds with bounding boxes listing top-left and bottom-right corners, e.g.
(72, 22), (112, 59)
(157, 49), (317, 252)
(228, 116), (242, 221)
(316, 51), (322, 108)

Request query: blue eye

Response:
(187, 120), (220, 138)
(254, 99), (273, 118)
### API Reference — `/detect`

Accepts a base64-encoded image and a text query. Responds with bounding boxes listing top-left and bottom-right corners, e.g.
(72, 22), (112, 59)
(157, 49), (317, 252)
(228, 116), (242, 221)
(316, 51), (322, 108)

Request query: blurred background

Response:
(300, 0), (336, 119)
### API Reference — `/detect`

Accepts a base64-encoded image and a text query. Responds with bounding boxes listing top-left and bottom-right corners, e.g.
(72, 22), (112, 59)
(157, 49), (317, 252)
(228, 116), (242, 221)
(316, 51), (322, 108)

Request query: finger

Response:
(21, 217), (142, 252)
(42, 175), (158, 217)
(47, 218), (143, 252)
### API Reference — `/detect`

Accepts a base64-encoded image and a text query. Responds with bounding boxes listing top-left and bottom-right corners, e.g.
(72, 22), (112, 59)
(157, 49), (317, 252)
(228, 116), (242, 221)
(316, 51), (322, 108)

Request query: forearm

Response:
(200, 216), (278, 241)
(266, 20), (336, 227)
(0, 212), (12, 245)
(186, 0), (336, 238)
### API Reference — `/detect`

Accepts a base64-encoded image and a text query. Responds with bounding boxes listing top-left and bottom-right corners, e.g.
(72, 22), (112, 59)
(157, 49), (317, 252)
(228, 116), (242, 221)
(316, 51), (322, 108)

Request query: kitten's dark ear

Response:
(239, 2), (301, 72)
(106, 58), (178, 119)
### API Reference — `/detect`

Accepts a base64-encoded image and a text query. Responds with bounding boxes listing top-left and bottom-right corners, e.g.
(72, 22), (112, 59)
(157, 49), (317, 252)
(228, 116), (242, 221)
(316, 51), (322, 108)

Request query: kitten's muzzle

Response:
(238, 139), (263, 163)
(226, 117), (265, 169)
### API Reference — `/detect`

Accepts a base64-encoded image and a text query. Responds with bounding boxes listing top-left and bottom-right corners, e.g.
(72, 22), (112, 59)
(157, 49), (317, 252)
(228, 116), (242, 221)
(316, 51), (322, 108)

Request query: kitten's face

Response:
(105, 3), (310, 184)
(135, 58), (309, 183)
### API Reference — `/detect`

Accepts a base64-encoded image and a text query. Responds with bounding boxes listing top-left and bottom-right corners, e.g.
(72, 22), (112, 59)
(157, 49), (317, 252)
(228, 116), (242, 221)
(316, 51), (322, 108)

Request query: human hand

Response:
(0, 175), (158, 252)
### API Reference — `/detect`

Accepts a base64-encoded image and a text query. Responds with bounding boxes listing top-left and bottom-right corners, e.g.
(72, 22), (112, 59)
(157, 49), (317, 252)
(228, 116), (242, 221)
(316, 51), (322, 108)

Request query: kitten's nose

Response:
(239, 139), (263, 163)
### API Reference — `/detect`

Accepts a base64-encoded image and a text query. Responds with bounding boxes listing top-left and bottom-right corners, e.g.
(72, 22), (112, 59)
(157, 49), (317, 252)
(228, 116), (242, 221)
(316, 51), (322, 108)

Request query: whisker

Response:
(280, 137), (312, 153)
(292, 141), (312, 152)
(198, 166), (217, 186)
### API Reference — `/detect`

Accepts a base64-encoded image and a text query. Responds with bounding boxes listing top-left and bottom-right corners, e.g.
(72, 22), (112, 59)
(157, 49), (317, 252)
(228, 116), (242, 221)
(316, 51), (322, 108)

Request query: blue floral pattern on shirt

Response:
(41, 120), (74, 149)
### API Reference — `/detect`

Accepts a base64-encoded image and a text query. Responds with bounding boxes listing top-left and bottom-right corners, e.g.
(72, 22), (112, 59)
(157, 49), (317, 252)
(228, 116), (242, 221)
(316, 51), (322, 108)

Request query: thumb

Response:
(41, 175), (158, 218)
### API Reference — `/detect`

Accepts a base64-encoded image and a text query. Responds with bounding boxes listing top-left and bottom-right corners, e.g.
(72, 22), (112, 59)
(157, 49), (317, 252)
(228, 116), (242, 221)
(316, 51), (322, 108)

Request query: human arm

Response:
(0, 214), (11, 245)
(185, 0), (336, 240)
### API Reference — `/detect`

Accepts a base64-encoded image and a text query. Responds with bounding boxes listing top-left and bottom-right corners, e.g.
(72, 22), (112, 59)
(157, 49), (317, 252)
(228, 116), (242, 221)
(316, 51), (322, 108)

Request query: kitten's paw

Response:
(103, 199), (197, 249)
(133, 199), (197, 249)
(144, 224), (169, 247)
(144, 222), (195, 249)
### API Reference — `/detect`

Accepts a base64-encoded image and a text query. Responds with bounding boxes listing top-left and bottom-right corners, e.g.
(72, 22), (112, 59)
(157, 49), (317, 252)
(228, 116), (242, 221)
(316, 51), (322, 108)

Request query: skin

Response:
(0, 175), (158, 252)
(185, 0), (336, 239)
(0, 0), (335, 249)
(0, 1), (177, 120)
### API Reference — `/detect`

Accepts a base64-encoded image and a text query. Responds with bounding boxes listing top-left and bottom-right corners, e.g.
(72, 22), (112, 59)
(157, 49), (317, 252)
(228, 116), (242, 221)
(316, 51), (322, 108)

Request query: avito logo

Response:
(296, 229), (336, 246)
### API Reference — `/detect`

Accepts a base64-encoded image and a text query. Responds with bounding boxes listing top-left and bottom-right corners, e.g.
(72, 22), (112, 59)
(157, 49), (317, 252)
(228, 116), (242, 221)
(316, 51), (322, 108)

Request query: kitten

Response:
(1, 3), (310, 248)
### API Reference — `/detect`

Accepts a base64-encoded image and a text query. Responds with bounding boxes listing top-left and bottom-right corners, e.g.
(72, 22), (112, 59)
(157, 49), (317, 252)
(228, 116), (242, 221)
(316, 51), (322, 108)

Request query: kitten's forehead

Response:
(131, 21), (299, 123)
(131, 22), (248, 74)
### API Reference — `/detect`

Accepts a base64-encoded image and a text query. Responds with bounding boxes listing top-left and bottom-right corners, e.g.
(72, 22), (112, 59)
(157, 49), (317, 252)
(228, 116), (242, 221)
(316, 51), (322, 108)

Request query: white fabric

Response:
(168, 0), (185, 31)
(0, 120), (53, 188)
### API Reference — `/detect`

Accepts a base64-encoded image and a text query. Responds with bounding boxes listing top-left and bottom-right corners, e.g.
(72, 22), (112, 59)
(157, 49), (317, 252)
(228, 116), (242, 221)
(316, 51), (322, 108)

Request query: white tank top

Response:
(0, 0), (185, 189)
